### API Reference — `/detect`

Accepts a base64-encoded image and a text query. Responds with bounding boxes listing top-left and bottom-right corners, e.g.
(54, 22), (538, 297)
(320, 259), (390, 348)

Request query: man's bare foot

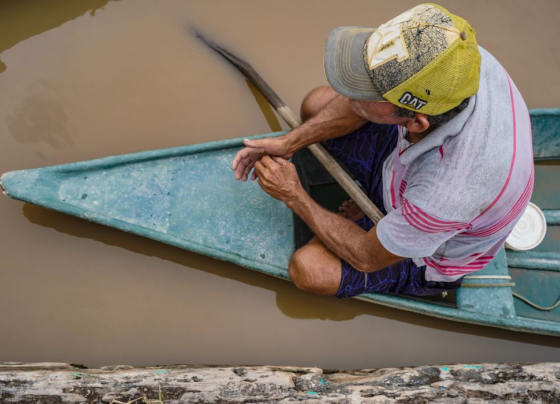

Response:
(338, 199), (365, 221)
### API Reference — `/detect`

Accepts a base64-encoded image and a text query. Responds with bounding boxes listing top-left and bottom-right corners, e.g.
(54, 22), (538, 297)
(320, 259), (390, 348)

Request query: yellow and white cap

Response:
(324, 3), (481, 115)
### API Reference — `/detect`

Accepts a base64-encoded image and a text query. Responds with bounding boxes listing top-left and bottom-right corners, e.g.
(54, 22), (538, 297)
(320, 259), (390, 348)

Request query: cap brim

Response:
(324, 26), (384, 101)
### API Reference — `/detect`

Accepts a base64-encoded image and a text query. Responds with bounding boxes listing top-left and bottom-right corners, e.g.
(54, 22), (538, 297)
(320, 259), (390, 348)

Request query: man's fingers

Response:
(235, 160), (251, 180)
(241, 155), (255, 166)
(254, 160), (264, 173)
(254, 161), (268, 179)
(241, 164), (253, 182)
(271, 156), (288, 167)
(234, 161), (246, 179)
(243, 138), (262, 148)
(260, 155), (283, 170)
(231, 146), (265, 171)
(259, 155), (274, 168)
(232, 156), (241, 171)
(251, 170), (258, 181)
(231, 149), (249, 170)
(241, 161), (256, 182)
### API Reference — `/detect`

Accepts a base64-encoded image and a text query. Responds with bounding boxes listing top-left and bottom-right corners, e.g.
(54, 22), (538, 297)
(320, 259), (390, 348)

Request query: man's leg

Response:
(288, 237), (342, 296)
(288, 227), (429, 299)
(286, 85), (343, 296)
(288, 208), (372, 297)
(300, 85), (339, 123)
(290, 91), (398, 296)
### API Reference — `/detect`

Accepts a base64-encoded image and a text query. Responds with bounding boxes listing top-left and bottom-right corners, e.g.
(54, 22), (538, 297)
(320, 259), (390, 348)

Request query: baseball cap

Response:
(324, 3), (481, 115)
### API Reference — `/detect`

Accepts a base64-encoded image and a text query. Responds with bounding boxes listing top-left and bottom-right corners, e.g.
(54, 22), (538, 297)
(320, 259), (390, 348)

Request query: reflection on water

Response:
(22, 204), (280, 294)
(21, 203), (361, 323)
(245, 80), (283, 133)
(1, 0), (560, 368)
(8, 79), (72, 148)
(22, 204), (560, 347)
(0, 0), (116, 74)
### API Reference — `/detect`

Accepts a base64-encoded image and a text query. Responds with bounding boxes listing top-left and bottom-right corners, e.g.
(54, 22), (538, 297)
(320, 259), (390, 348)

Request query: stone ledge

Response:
(1, 362), (559, 403)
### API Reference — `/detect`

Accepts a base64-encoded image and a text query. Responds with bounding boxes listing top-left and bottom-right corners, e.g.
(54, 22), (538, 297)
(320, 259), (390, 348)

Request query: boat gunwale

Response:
(529, 107), (560, 117)
(2, 131), (289, 177)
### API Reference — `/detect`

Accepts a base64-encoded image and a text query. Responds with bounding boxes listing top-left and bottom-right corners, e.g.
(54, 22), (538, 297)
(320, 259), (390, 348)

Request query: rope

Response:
(512, 292), (560, 311)
(463, 275), (511, 280)
(462, 275), (560, 311)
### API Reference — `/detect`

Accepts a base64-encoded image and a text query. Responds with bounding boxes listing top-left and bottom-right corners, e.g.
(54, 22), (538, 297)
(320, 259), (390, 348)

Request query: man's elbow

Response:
(352, 256), (383, 273)
(353, 255), (405, 273)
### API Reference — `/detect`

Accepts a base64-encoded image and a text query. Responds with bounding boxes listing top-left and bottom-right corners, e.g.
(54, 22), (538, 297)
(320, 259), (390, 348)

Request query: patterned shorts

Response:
(323, 122), (462, 299)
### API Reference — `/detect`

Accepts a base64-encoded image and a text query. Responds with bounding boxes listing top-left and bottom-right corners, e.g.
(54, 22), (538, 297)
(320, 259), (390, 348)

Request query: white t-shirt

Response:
(377, 47), (534, 282)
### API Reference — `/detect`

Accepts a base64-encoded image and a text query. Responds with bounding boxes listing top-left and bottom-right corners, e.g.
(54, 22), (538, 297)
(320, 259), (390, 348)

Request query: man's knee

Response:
(288, 248), (315, 292)
(288, 246), (340, 296)
(300, 85), (338, 122)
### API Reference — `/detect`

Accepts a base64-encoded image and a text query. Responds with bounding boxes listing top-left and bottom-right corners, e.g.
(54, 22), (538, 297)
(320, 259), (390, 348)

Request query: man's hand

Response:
(254, 156), (303, 203)
(231, 137), (293, 181)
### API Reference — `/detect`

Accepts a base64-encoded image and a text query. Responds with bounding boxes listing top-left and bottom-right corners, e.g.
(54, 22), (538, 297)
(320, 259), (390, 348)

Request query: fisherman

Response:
(231, 4), (533, 299)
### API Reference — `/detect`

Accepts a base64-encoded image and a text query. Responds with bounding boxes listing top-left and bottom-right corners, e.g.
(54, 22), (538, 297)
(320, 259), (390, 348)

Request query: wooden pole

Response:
(194, 31), (385, 224)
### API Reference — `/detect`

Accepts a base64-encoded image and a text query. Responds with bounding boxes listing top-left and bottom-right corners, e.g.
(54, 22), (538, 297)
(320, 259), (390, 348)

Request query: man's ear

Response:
(404, 113), (430, 133)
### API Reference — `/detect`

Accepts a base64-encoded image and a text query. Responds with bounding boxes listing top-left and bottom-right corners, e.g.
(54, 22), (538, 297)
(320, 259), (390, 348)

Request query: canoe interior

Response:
(508, 159), (560, 323)
(508, 109), (560, 324)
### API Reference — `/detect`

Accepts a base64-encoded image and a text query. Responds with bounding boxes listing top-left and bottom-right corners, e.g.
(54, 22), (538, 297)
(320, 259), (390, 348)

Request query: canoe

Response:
(2, 108), (560, 336)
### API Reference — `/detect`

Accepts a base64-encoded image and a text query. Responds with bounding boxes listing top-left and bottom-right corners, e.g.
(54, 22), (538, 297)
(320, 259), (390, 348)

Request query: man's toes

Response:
(337, 199), (365, 221)
(339, 199), (350, 210)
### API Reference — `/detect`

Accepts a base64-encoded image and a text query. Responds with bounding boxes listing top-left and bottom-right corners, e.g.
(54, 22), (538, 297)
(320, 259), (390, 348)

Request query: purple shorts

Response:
(324, 122), (462, 299)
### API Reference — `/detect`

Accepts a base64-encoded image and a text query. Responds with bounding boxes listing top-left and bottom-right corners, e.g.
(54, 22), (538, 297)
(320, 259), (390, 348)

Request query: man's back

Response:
(377, 47), (534, 282)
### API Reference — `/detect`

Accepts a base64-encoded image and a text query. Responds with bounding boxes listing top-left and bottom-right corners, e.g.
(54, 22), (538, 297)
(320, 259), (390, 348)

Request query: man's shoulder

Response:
(406, 47), (531, 223)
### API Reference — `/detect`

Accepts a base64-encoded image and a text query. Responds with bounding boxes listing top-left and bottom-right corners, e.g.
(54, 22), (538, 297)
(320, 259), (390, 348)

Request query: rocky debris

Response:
(0, 362), (559, 403)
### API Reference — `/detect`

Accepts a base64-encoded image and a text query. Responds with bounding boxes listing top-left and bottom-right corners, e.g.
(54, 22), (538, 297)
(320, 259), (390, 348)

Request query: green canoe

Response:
(2, 108), (560, 336)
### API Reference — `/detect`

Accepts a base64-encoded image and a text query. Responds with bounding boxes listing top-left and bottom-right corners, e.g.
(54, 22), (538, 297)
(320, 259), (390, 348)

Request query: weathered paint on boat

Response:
(2, 109), (560, 336)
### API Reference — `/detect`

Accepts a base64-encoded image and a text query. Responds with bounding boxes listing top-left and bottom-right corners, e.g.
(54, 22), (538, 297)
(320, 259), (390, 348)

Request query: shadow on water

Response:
(7, 79), (73, 149)
(22, 203), (560, 348)
(0, 0), (118, 73)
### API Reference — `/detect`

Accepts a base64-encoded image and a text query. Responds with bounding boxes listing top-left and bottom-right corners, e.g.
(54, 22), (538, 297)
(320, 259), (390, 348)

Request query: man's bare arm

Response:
(254, 156), (403, 272)
(232, 94), (367, 181)
(283, 94), (367, 153)
(287, 186), (403, 272)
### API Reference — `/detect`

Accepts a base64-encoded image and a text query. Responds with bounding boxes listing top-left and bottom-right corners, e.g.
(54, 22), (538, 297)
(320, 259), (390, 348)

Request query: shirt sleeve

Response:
(376, 198), (471, 258)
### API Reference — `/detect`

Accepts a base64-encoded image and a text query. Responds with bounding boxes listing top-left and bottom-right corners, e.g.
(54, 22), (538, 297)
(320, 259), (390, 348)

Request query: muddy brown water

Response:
(1, 0), (560, 369)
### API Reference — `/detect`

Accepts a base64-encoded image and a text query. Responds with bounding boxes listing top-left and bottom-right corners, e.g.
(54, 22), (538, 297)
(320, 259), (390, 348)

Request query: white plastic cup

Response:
(505, 202), (547, 251)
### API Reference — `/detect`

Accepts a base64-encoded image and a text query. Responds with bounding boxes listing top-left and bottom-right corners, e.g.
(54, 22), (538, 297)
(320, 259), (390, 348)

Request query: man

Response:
(231, 4), (533, 299)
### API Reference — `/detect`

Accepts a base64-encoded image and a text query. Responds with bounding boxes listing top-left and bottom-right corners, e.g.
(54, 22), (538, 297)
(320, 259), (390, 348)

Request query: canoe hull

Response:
(3, 115), (560, 336)
(1, 132), (294, 280)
